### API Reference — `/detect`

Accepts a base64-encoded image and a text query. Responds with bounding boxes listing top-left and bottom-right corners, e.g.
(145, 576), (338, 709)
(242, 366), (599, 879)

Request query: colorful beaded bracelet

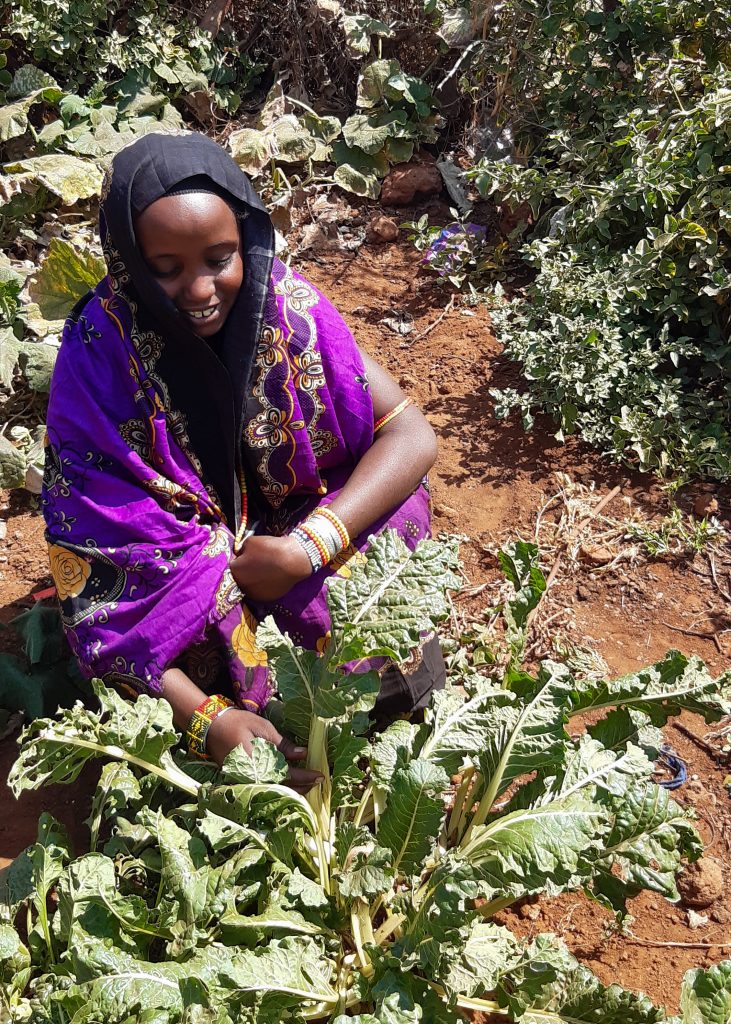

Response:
(186, 693), (234, 759)
(316, 505), (351, 549)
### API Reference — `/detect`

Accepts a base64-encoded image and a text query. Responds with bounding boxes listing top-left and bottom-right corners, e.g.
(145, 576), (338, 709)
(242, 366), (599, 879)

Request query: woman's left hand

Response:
(229, 534), (312, 602)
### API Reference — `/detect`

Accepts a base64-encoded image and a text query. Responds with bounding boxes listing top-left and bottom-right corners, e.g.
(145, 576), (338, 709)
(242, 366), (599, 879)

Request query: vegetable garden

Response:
(1, 0), (731, 1020)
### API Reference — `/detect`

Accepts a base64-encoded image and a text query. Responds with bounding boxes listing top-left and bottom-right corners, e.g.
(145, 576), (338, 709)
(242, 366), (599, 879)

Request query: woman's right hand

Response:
(206, 706), (322, 793)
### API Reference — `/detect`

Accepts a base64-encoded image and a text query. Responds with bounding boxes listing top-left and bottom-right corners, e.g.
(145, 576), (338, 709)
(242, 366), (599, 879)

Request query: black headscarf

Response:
(99, 131), (275, 527)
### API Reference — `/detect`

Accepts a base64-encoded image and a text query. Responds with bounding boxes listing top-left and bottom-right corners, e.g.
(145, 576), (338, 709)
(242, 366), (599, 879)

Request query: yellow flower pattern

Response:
(331, 545), (368, 578)
(48, 543), (92, 601)
(231, 606), (268, 667)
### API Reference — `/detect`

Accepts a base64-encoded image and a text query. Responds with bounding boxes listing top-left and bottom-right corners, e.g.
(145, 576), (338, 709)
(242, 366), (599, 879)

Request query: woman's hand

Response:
(206, 706), (322, 793)
(229, 534), (312, 602)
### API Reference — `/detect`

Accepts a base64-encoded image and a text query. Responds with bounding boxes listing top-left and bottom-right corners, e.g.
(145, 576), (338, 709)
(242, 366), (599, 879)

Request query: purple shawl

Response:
(42, 134), (430, 709)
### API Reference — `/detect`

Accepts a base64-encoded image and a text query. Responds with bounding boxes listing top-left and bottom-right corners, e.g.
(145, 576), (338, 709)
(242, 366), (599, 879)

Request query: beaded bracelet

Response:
(316, 505), (351, 549)
(186, 693), (234, 759)
(291, 507), (351, 574)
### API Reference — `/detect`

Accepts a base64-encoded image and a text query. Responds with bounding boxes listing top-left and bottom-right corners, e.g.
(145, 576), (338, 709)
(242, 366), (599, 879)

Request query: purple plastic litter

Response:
(424, 223), (488, 274)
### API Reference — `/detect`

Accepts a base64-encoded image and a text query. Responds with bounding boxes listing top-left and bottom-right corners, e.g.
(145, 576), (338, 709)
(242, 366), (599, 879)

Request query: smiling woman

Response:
(42, 131), (443, 783)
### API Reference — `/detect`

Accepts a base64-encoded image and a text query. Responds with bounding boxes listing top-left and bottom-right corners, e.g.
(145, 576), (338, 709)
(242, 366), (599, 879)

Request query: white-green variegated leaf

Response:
(680, 960), (731, 1024)
(496, 934), (668, 1023)
(270, 117), (317, 163)
(357, 59), (401, 109)
(335, 842), (395, 900)
(0, 923), (31, 993)
(4, 155), (102, 204)
(0, 433), (26, 488)
(570, 651), (731, 725)
(377, 758), (448, 875)
(327, 530), (460, 664)
(460, 795), (606, 907)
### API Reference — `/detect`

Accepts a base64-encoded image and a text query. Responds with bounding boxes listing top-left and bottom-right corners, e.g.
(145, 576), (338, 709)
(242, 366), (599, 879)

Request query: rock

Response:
(381, 157), (442, 206)
(693, 494), (719, 517)
(434, 502), (458, 519)
(677, 857), (725, 909)
(579, 543), (614, 566)
(711, 905), (731, 924)
(519, 902), (541, 921)
(367, 215), (399, 242)
(399, 373), (417, 389)
(0, 520), (6, 542)
(687, 909), (709, 929)
(576, 585), (591, 601)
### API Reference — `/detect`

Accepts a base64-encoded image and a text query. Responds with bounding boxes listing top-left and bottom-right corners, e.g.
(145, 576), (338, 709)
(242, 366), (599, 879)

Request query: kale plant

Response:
(3, 531), (731, 1022)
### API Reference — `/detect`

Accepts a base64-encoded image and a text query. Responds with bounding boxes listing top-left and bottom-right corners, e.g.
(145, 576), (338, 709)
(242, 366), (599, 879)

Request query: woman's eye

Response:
(151, 266), (179, 279)
(210, 255), (233, 269)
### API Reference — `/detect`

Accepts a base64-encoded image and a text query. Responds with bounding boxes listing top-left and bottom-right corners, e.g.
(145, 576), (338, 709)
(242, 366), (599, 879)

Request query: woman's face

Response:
(135, 192), (244, 338)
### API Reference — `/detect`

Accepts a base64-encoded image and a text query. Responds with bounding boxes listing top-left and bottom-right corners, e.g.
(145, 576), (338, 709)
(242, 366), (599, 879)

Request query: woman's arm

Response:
(160, 666), (322, 791)
(230, 350), (437, 600)
(324, 349), (437, 538)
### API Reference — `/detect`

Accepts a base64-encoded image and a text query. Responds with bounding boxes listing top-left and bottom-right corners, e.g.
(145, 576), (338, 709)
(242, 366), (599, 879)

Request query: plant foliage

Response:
(3, 532), (731, 1021)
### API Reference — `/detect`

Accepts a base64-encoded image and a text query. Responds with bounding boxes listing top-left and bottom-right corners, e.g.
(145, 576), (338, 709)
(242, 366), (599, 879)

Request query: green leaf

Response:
(28, 238), (106, 321)
(327, 530), (460, 664)
(228, 127), (272, 176)
(569, 652), (731, 725)
(586, 781), (702, 916)
(3, 155), (103, 204)
(336, 842), (395, 900)
(459, 795), (606, 906)
(342, 14), (394, 57)
(11, 603), (65, 665)
(8, 680), (193, 798)
(369, 719), (419, 788)
(20, 340), (57, 393)
(680, 960), (731, 1024)
(0, 327), (22, 389)
(357, 59), (401, 109)
(0, 922), (31, 994)
(419, 677), (504, 775)
(333, 163), (382, 199)
(342, 113), (394, 156)
(496, 934), (667, 1023)
(377, 758), (448, 874)
(257, 617), (323, 743)
(0, 87), (60, 141)
(0, 433), (26, 488)
(270, 117), (317, 163)
(86, 762), (142, 849)
(221, 737), (288, 784)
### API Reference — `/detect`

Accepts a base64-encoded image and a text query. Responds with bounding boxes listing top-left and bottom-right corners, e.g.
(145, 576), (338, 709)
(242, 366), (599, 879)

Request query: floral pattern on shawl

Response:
(43, 258), (432, 704)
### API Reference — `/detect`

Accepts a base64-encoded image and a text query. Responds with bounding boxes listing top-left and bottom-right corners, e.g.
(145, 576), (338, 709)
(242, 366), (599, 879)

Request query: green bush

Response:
(466, 0), (731, 479)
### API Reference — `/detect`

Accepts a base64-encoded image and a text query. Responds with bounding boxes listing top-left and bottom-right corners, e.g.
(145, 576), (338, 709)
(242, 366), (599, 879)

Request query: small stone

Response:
(577, 585), (591, 601)
(579, 543), (614, 566)
(367, 215), (399, 242)
(694, 494), (719, 517)
(711, 906), (731, 924)
(13, 531), (22, 541)
(0, 521), (6, 542)
(434, 502), (458, 518)
(687, 909), (709, 929)
(519, 903), (541, 921)
(399, 373), (417, 389)
(677, 857), (725, 909)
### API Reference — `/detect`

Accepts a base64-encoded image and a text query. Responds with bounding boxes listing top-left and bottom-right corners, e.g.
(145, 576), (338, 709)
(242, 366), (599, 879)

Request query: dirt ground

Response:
(1, 229), (730, 1015)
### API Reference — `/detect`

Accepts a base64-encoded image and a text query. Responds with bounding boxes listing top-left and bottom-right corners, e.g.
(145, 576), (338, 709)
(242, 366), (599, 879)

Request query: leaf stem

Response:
(36, 730), (200, 796)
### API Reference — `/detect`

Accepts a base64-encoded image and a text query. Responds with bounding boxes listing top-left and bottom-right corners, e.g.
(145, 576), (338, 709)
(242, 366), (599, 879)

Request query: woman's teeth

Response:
(187, 307), (217, 320)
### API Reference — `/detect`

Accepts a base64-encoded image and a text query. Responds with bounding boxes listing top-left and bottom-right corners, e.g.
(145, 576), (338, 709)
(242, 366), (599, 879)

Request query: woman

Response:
(42, 131), (442, 781)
